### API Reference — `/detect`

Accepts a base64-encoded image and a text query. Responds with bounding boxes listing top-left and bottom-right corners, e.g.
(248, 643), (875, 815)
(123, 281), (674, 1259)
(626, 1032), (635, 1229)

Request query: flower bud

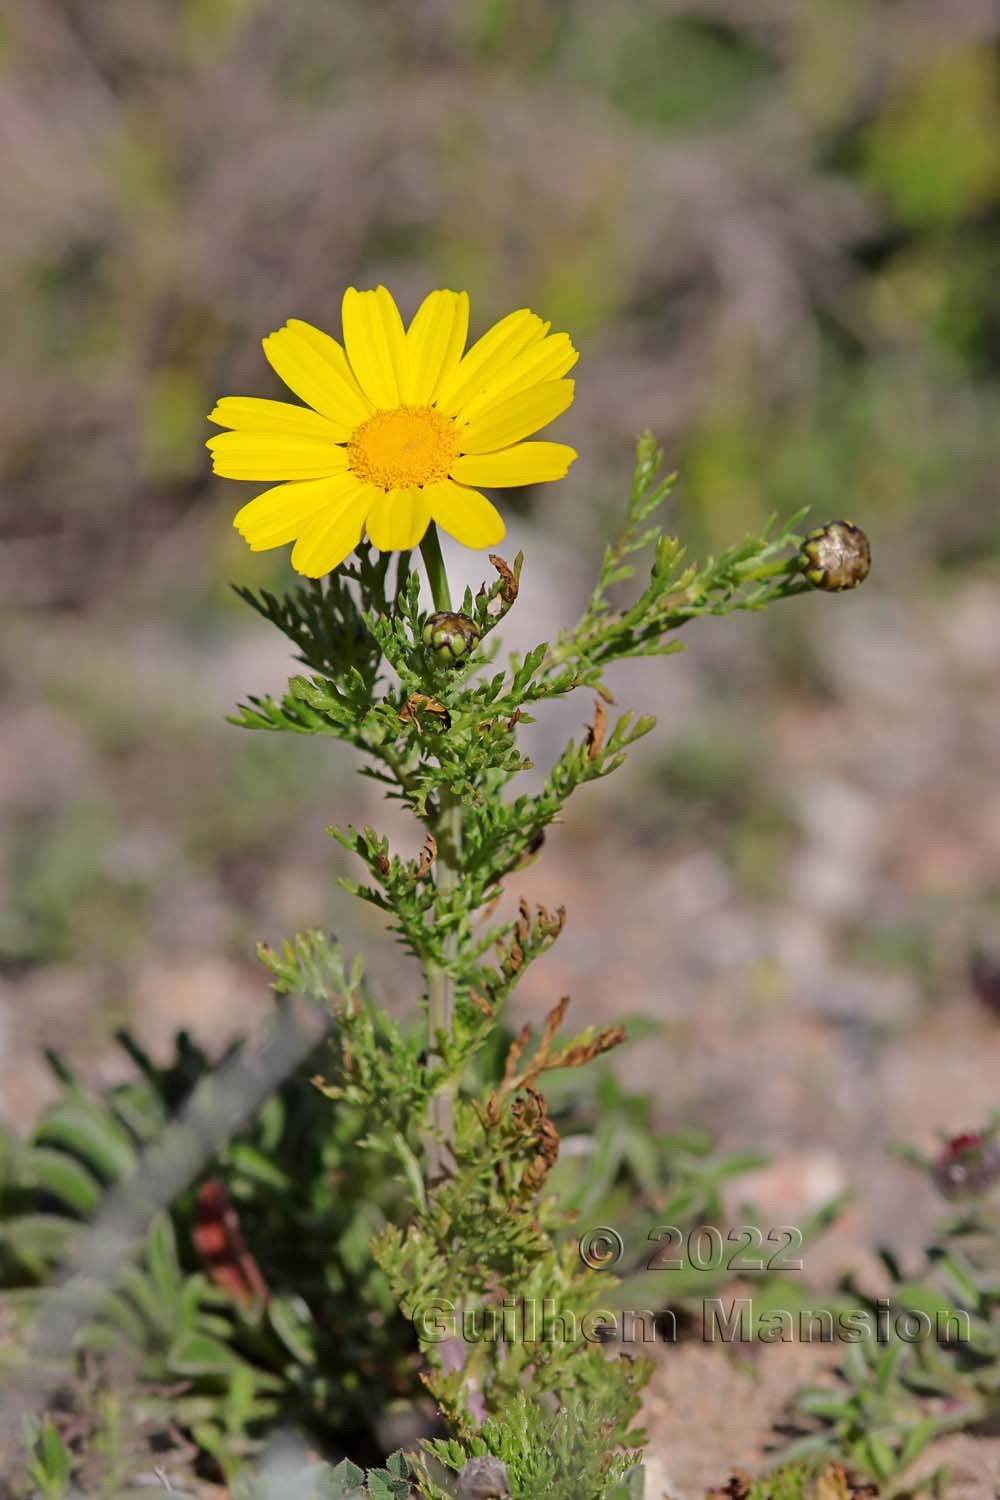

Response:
(457, 1456), (511, 1499)
(422, 610), (480, 660)
(799, 521), (871, 592)
(932, 1131), (1000, 1200)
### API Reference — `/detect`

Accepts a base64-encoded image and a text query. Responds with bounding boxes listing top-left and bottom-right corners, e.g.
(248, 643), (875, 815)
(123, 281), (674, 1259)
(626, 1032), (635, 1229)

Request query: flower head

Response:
(799, 520), (871, 592)
(422, 610), (480, 661)
(208, 287), (578, 577)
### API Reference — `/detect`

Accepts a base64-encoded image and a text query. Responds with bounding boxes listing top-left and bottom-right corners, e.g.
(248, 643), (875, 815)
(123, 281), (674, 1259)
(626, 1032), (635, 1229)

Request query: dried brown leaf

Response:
(415, 832), (437, 880)
(586, 698), (608, 761)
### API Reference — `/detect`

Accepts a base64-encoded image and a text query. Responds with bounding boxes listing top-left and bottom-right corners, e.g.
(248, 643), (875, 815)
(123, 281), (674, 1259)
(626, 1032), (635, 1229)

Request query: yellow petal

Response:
(207, 431), (349, 480)
(451, 441), (577, 488)
(365, 487), (431, 551)
(424, 478), (506, 549)
(234, 474), (361, 550)
(289, 482), (379, 578)
(208, 396), (349, 441)
(341, 286), (409, 410)
(453, 333), (578, 423)
(403, 290), (470, 405)
(457, 380), (574, 454)
(262, 321), (372, 430)
(434, 309), (549, 417)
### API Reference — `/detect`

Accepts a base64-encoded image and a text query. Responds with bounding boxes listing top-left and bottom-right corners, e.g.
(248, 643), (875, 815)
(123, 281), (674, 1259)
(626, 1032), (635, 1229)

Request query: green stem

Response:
(420, 523), (453, 612)
(426, 791), (461, 1187)
(420, 526), (458, 1187)
(733, 557), (799, 583)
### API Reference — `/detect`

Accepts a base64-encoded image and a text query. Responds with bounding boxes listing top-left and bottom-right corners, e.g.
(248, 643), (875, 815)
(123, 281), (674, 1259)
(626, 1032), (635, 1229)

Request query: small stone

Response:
(457, 1455), (511, 1498)
(723, 1151), (848, 1225)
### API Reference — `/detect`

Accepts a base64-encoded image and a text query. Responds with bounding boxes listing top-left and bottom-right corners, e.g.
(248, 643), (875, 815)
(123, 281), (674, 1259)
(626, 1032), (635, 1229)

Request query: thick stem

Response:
(426, 791), (462, 1186)
(420, 523), (453, 612)
(424, 791), (476, 1396)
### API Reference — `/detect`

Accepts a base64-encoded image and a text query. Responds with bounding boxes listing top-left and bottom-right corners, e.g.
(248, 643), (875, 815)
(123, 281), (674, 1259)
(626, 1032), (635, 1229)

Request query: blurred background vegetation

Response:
(1, 0), (999, 1164)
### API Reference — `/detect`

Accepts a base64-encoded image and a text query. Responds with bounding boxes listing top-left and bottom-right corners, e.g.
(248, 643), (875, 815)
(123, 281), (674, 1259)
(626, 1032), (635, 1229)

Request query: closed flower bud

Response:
(422, 610), (480, 660)
(457, 1456), (511, 1499)
(932, 1131), (1000, 1199)
(800, 521), (871, 592)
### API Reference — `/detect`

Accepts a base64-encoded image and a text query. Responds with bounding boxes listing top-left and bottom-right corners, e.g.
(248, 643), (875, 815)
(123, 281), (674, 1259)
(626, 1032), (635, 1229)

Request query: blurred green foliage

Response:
(1, 800), (149, 966)
(0, 1023), (417, 1483)
(611, 17), (774, 130)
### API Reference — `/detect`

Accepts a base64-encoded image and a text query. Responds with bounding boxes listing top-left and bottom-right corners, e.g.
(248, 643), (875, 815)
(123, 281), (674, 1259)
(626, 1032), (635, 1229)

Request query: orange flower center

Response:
(347, 405), (459, 490)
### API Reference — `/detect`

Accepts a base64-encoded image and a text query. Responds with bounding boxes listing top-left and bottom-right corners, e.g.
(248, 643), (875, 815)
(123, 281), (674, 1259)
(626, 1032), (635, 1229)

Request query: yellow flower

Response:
(207, 287), (578, 578)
